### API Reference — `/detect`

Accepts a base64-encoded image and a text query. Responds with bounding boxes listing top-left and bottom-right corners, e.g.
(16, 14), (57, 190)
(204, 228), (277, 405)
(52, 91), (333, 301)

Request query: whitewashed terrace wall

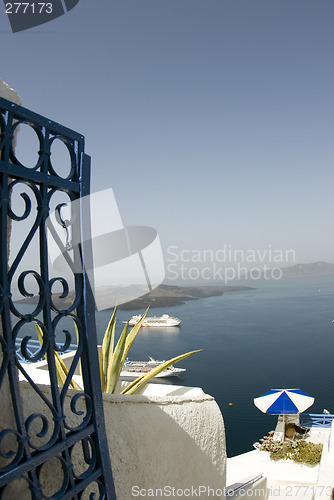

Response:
(19, 381), (227, 499)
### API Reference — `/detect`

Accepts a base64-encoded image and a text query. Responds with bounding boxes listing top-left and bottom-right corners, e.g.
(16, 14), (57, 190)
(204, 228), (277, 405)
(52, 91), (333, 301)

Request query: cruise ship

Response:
(120, 357), (186, 379)
(128, 314), (181, 327)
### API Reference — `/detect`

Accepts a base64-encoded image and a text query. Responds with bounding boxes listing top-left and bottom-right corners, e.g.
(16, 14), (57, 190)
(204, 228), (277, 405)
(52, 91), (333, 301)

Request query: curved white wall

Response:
(19, 380), (227, 499)
(103, 390), (226, 499)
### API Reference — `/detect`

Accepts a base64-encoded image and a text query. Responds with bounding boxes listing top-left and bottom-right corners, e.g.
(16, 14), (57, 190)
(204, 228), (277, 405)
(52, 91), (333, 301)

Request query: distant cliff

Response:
(16, 284), (253, 310)
(238, 261), (334, 281)
(117, 284), (253, 310)
(280, 261), (334, 278)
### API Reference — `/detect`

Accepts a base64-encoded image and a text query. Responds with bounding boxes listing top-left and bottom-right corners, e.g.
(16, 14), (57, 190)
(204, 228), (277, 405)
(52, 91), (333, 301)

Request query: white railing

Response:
(226, 474), (267, 498)
(15, 338), (76, 363)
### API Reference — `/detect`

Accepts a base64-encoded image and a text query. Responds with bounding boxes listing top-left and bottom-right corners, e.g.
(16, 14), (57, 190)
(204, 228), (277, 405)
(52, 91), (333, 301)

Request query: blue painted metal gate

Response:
(0, 97), (116, 498)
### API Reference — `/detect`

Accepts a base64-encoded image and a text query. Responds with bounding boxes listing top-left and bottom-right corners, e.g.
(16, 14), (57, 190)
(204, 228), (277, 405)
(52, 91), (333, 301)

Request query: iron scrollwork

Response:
(0, 96), (116, 498)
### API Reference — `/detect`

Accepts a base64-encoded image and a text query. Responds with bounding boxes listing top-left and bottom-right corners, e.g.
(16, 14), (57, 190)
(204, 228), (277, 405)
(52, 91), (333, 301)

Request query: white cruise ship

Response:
(120, 357), (186, 379)
(128, 314), (181, 327)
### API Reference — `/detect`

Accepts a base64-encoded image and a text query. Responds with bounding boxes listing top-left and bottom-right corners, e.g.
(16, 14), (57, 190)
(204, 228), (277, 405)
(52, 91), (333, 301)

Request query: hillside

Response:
(280, 261), (334, 277)
(16, 284), (253, 310)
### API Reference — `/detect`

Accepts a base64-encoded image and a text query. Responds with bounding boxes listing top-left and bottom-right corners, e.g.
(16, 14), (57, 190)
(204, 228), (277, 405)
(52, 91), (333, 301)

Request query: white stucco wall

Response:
(314, 421), (334, 500)
(103, 391), (226, 499)
(18, 380), (227, 499)
(0, 78), (22, 105)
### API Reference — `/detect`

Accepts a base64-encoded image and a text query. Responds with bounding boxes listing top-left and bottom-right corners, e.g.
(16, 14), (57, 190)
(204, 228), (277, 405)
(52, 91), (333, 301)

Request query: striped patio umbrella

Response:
(254, 389), (314, 415)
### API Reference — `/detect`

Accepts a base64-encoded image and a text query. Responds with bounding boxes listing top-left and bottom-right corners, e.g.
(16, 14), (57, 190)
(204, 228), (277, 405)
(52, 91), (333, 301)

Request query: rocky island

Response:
(117, 284), (253, 310)
(16, 284), (254, 310)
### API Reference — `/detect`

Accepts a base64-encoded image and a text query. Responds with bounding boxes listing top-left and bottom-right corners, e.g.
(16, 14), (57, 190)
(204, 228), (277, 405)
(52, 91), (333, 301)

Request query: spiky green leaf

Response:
(121, 308), (148, 367)
(99, 308), (148, 394)
(53, 350), (81, 390)
(99, 306), (117, 391)
(35, 322), (81, 390)
(105, 321), (129, 393)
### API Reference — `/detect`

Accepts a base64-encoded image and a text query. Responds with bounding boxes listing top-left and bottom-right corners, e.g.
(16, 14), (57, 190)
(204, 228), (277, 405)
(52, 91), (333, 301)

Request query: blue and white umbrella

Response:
(254, 389), (314, 415)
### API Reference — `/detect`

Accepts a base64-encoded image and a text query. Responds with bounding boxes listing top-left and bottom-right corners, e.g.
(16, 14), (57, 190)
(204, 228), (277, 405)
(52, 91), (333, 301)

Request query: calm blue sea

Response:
(95, 275), (334, 457)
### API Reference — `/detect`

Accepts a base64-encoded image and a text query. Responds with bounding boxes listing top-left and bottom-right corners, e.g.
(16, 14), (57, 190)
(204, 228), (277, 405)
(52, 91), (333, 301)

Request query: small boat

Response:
(120, 357), (186, 379)
(128, 314), (181, 327)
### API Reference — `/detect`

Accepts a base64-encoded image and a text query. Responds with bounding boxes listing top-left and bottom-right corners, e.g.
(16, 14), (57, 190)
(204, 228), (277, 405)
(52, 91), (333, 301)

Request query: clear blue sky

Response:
(1, 0), (333, 277)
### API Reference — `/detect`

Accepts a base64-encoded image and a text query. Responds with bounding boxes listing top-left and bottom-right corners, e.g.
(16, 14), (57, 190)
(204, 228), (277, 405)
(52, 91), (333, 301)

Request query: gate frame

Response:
(0, 96), (116, 499)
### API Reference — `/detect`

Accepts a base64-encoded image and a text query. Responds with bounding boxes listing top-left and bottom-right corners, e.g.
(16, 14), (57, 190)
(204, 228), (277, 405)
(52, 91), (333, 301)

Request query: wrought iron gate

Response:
(0, 96), (116, 498)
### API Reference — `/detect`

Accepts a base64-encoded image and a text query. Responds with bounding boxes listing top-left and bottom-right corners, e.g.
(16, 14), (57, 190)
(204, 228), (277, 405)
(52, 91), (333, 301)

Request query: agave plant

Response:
(99, 306), (200, 394)
(35, 307), (200, 395)
(99, 306), (149, 394)
(35, 322), (81, 390)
